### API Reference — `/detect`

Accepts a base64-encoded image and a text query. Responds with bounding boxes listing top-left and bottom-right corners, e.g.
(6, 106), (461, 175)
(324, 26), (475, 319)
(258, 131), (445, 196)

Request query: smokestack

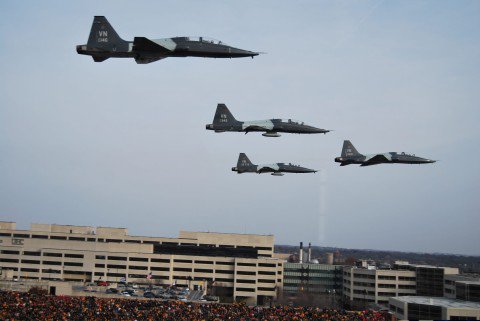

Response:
(299, 242), (303, 263)
(308, 242), (312, 263)
(326, 252), (334, 265)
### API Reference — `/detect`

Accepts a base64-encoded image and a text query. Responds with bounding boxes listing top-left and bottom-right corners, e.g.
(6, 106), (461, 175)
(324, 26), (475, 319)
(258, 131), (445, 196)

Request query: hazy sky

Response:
(1, 1), (479, 255)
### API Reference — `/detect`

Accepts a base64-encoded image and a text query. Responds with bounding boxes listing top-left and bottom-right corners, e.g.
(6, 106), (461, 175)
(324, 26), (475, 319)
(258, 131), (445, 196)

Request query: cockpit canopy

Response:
(275, 119), (306, 125)
(176, 36), (227, 45)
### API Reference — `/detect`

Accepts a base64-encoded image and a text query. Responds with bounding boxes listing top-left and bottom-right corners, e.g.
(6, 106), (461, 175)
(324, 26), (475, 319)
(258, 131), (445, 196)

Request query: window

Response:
(21, 260), (40, 264)
(64, 262), (83, 267)
(237, 271), (256, 276)
(13, 234), (30, 238)
(195, 260), (213, 265)
(64, 270), (86, 275)
(129, 257), (148, 262)
(258, 279), (276, 283)
(216, 261), (234, 266)
(151, 266), (169, 271)
(87, 238), (96, 242)
(1, 250), (20, 255)
(216, 269), (234, 274)
(23, 251), (41, 256)
(256, 247), (272, 251)
(95, 255), (106, 260)
(174, 259), (192, 263)
(125, 240), (141, 243)
(69, 237), (85, 241)
(259, 263), (276, 268)
(0, 258), (19, 263)
(64, 253), (84, 259)
(44, 252), (62, 257)
(21, 268), (39, 272)
(106, 239), (122, 243)
(173, 267), (192, 272)
(151, 258), (170, 263)
(129, 265), (148, 270)
(378, 275), (396, 280)
(215, 278), (233, 282)
(31, 234), (48, 239)
(194, 268), (213, 273)
(258, 271), (275, 276)
(108, 256), (127, 261)
(236, 287), (255, 292)
(237, 279), (255, 284)
(107, 264), (126, 269)
(257, 287), (275, 291)
(237, 262), (256, 267)
(43, 261), (62, 266)
(95, 264), (105, 268)
(0, 233), (12, 237)
(50, 236), (67, 240)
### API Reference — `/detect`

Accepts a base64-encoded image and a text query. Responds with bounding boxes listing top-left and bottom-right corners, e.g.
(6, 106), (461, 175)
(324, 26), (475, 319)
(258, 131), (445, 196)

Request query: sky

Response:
(0, 1), (479, 255)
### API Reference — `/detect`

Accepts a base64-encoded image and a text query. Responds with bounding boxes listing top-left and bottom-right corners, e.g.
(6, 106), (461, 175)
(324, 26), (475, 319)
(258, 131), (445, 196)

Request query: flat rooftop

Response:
(393, 296), (480, 309)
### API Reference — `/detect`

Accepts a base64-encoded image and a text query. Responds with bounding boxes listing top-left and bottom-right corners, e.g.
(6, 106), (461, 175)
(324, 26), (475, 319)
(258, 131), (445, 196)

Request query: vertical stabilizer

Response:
(237, 153), (253, 168)
(87, 16), (129, 52)
(341, 140), (361, 157)
(213, 104), (238, 125)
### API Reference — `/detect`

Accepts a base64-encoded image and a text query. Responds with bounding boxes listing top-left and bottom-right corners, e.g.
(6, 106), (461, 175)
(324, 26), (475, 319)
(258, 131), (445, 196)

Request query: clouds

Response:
(0, 1), (479, 254)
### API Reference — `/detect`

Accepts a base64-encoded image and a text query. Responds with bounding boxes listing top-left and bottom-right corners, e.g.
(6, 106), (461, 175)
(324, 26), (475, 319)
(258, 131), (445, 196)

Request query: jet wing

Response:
(257, 166), (276, 173)
(244, 125), (267, 133)
(360, 154), (389, 166)
(135, 56), (166, 64)
(133, 37), (172, 54)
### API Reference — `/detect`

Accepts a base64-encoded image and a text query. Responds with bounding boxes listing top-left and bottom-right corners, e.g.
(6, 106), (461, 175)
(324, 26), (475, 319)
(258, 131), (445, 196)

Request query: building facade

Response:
(445, 275), (480, 302)
(0, 221), (284, 305)
(394, 261), (459, 297)
(343, 266), (417, 306)
(389, 296), (480, 320)
(283, 262), (343, 294)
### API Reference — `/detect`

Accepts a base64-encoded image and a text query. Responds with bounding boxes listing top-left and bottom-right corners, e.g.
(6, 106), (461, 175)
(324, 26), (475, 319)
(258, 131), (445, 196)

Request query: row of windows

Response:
(0, 233), (272, 252)
(1, 250), (83, 259)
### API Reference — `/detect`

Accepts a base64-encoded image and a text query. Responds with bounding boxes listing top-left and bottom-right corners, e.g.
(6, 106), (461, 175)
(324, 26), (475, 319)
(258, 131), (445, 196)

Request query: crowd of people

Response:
(0, 290), (388, 321)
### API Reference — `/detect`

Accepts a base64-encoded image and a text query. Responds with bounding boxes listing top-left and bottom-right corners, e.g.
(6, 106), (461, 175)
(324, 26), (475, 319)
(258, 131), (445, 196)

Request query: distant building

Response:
(343, 265), (417, 306)
(389, 296), (480, 320)
(394, 261), (459, 297)
(0, 221), (284, 305)
(445, 274), (480, 302)
(283, 262), (343, 294)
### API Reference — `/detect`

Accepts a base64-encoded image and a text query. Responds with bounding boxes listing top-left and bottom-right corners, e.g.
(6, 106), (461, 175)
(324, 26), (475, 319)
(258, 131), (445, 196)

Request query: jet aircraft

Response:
(77, 16), (259, 63)
(335, 140), (436, 166)
(206, 104), (330, 137)
(232, 153), (317, 176)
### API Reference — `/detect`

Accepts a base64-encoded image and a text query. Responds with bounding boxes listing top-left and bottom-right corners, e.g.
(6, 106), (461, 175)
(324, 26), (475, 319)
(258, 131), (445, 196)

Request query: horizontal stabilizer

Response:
(133, 37), (172, 54)
(92, 56), (109, 62)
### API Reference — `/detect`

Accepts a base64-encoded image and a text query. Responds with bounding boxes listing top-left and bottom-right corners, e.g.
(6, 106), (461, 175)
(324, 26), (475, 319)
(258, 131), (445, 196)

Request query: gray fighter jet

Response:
(335, 140), (436, 167)
(77, 16), (259, 63)
(232, 153), (317, 176)
(206, 104), (330, 137)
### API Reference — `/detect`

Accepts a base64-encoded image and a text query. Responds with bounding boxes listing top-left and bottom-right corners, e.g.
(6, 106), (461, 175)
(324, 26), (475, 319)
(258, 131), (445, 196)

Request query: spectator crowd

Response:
(0, 290), (388, 321)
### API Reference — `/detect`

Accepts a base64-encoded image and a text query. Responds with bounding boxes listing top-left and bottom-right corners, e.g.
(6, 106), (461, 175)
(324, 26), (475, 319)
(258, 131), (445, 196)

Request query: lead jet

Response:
(206, 104), (330, 137)
(232, 153), (317, 176)
(77, 16), (259, 63)
(335, 140), (436, 167)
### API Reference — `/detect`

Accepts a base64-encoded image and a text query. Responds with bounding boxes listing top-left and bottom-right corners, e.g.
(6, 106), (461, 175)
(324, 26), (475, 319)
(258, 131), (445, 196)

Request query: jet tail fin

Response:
(341, 140), (361, 157)
(237, 153), (254, 168)
(87, 16), (129, 52)
(213, 104), (238, 125)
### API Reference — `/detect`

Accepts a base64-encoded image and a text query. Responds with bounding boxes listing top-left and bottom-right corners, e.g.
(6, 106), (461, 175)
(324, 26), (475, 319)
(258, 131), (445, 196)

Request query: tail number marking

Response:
(219, 114), (228, 123)
(98, 30), (108, 43)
